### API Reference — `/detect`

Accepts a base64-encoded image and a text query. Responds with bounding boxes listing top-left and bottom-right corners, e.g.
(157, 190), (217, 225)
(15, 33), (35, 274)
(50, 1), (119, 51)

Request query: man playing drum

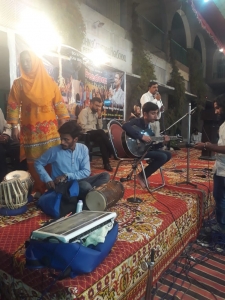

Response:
(34, 121), (110, 204)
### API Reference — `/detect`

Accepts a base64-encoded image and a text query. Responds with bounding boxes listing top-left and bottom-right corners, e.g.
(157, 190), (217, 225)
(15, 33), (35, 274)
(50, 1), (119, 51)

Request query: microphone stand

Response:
(160, 106), (197, 135)
(176, 103), (197, 187)
(141, 249), (155, 300)
(123, 143), (156, 204)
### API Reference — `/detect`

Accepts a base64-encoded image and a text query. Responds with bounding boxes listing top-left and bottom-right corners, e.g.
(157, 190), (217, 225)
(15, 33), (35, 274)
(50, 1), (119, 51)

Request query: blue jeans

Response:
(139, 149), (172, 179)
(213, 174), (225, 230)
(78, 172), (110, 200)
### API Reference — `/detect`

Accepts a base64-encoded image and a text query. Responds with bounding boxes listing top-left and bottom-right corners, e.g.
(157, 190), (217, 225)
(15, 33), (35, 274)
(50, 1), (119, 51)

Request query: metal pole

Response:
(187, 103), (191, 182)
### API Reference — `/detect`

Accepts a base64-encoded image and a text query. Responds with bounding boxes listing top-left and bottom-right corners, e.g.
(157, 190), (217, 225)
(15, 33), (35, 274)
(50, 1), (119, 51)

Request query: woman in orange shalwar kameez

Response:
(7, 51), (69, 196)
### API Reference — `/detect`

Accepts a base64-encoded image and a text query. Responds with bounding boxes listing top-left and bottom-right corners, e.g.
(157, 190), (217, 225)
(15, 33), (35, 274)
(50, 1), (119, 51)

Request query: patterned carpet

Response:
(0, 149), (219, 300)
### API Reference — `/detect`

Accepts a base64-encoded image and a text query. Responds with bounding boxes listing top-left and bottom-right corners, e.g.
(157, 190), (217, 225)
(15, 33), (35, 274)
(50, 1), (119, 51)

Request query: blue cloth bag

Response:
(37, 180), (79, 218)
(25, 222), (118, 278)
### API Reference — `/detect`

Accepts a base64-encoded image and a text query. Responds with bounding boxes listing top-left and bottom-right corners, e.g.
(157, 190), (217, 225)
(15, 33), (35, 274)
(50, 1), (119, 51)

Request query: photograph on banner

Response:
(14, 37), (125, 121)
(85, 65), (125, 121)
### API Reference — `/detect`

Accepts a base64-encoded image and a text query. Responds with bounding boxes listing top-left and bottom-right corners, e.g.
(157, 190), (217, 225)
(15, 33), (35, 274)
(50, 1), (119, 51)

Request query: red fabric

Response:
(0, 149), (214, 300)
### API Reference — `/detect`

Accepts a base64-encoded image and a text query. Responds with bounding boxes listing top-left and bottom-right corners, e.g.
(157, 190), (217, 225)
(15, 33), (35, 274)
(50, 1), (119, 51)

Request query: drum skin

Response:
(85, 180), (124, 211)
(5, 171), (34, 195)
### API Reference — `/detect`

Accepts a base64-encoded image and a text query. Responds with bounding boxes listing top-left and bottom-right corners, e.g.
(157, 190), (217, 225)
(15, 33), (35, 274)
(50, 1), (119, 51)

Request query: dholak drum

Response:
(5, 171), (34, 196)
(85, 180), (124, 211)
(0, 179), (28, 215)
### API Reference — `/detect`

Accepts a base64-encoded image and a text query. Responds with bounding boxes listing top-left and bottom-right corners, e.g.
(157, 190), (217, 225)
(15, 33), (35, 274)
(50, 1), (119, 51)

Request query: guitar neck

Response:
(151, 136), (178, 142)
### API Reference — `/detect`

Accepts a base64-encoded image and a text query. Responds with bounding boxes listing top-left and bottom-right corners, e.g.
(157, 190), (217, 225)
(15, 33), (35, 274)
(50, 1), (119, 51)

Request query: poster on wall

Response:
(84, 65), (125, 121)
(15, 37), (125, 122)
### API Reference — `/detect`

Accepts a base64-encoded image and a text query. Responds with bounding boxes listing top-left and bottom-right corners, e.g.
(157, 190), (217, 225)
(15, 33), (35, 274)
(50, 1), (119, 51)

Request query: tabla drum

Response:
(85, 180), (124, 211)
(5, 171), (34, 195)
(0, 179), (28, 215)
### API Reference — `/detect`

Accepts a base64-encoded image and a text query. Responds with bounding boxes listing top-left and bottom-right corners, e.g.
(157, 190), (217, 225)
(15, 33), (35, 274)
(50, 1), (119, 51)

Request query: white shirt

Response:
(77, 107), (103, 132)
(191, 132), (202, 144)
(140, 91), (163, 119)
(213, 121), (225, 176)
(111, 87), (124, 107)
(0, 108), (11, 136)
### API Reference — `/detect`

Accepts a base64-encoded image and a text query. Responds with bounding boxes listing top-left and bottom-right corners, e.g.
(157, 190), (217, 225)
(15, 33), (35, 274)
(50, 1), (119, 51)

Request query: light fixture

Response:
(17, 8), (61, 56)
(219, 48), (224, 52)
(92, 21), (105, 29)
(204, 0), (210, 2)
(86, 48), (109, 66)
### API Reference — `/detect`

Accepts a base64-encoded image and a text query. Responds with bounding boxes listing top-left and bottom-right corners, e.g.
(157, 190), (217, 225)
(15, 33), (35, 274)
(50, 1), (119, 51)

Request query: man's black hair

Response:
(192, 127), (198, 133)
(214, 94), (225, 109)
(58, 120), (82, 139)
(90, 97), (101, 104)
(148, 81), (158, 88)
(214, 94), (225, 122)
(142, 102), (158, 114)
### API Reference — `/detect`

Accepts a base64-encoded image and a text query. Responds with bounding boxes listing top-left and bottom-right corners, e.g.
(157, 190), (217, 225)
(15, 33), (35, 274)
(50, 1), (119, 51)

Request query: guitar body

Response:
(121, 131), (147, 157)
(110, 122), (131, 158)
(122, 125), (182, 158)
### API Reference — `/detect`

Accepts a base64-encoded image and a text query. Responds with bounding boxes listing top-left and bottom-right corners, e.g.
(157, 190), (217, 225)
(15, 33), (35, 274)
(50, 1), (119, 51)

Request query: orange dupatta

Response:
(19, 51), (56, 111)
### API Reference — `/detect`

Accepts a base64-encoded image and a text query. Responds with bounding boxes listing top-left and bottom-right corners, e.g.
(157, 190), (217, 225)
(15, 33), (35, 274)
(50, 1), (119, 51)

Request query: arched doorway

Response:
(170, 10), (191, 66)
(193, 34), (206, 78)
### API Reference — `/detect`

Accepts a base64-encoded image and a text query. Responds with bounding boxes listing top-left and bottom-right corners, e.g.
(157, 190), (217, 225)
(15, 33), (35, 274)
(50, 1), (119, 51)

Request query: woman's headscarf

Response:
(19, 51), (56, 107)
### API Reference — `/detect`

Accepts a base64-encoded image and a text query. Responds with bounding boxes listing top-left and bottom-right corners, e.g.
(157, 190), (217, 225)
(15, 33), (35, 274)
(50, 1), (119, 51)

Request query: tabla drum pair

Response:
(0, 171), (34, 216)
(85, 180), (124, 211)
(4, 170), (34, 196)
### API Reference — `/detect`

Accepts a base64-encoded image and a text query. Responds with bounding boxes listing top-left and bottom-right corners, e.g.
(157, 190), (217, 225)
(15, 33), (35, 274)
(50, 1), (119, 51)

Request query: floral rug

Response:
(0, 149), (214, 300)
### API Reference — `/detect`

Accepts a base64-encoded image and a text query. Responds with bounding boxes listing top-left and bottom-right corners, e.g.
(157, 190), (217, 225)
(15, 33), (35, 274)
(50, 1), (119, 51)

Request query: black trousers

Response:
(0, 141), (27, 182)
(87, 129), (113, 165)
(0, 142), (8, 181)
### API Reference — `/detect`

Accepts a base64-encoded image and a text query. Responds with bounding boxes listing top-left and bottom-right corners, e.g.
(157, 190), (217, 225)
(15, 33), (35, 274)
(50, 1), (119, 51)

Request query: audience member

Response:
(191, 128), (202, 144)
(129, 105), (141, 120)
(0, 109), (12, 181)
(78, 97), (114, 171)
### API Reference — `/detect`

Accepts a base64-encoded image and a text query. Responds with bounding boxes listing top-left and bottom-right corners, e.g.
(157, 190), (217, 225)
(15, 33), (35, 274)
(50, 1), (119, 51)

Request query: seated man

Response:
(0, 108), (12, 181)
(34, 121), (110, 203)
(77, 97), (113, 171)
(129, 104), (141, 120)
(122, 102), (171, 188)
(191, 127), (202, 144)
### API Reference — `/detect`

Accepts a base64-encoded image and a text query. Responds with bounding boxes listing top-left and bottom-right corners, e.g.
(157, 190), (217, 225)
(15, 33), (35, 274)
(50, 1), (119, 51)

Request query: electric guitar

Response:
(121, 125), (183, 157)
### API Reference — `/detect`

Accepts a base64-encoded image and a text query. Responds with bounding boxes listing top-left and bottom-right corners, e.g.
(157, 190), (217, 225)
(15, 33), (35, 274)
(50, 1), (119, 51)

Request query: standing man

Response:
(195, 95), (225, 234)
(140, 81), (164, 137)
(122, 102), (171, 188)
(78, 97), (113, 171)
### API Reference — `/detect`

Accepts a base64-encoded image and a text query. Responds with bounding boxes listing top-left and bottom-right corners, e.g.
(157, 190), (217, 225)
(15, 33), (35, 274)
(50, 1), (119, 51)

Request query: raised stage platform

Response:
(0, 149), (214, 300)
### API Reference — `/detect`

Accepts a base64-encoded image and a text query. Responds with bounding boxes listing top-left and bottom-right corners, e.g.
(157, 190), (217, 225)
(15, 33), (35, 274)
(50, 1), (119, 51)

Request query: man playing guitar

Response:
(122, 102), (171, 188)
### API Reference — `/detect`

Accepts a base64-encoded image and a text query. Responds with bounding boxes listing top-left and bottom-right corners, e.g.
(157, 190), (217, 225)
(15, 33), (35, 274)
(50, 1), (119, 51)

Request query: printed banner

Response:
(84, 65), (125, 121)
(15, 38), (125, 122)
